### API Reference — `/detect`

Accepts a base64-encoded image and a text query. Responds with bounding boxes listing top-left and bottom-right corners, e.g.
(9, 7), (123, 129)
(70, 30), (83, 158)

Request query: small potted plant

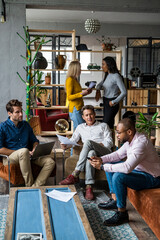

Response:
(34, 36), (42, 50)
(136, 112), (160, 145)
(97, 36), (117, 51)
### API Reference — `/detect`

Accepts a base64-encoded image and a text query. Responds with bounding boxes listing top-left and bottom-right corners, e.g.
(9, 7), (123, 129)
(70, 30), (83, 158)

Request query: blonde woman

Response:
(66, 60), (92, 129)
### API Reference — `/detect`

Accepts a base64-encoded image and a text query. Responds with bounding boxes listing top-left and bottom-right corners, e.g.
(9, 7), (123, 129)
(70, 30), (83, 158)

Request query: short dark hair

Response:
(82, 105), (95, 114)
(118, 118), (136, 131)
(6, 99), (22, 113)
(122, 111), (136, 123)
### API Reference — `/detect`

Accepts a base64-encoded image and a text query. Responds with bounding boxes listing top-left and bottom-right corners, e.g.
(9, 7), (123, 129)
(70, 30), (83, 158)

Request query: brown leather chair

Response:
(0, 154), (56, 193)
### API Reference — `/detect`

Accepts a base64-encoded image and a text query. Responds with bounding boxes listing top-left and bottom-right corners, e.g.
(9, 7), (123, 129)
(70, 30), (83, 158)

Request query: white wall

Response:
(0, 4), (26, 121)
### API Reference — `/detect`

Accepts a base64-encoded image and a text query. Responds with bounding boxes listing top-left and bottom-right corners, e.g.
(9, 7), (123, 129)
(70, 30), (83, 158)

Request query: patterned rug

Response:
(0, 189), (138, 240)
(0, 195), (8, 240)
(76, 185), (138, 240)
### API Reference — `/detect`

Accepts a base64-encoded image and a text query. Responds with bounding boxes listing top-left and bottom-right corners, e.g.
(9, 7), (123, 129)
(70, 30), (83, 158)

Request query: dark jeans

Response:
(103, 97), (119, 129)
(105, 168), (160, 209)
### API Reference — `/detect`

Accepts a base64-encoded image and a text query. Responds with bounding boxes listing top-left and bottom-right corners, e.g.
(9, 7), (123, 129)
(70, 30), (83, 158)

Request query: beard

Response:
(119, 136), (129, 144)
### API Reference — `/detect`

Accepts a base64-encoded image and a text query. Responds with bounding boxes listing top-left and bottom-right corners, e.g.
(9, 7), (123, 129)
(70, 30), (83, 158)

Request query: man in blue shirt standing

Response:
(0, 99), (55, 187)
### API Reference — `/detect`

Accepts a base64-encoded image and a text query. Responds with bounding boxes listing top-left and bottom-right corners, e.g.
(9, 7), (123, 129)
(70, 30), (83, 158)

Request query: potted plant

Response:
(34, 36), (42, 50)
(97, 36), (117, 51)
(136, 112), (160, 144)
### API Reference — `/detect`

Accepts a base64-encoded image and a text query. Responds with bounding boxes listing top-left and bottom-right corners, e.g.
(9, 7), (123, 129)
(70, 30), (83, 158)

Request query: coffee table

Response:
(5, 185), (95, 240)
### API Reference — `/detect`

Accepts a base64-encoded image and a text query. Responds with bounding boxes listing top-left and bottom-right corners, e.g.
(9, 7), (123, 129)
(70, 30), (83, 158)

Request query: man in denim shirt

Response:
(0, 99), (55, 187)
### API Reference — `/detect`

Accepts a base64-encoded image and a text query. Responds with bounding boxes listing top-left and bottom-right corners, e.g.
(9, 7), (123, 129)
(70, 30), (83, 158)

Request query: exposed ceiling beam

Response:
(4, 0), (160, 13)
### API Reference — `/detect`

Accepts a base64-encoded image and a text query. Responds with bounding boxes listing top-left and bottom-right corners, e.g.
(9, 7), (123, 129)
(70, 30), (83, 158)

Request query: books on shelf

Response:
(143, 104), (160, 107)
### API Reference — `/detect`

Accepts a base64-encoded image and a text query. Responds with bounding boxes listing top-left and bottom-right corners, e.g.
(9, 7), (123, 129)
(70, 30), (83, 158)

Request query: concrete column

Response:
(0, 3), (26, 121)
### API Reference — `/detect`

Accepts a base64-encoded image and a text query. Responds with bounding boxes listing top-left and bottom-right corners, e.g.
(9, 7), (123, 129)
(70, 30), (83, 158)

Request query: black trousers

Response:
(103, 97), (119, 129)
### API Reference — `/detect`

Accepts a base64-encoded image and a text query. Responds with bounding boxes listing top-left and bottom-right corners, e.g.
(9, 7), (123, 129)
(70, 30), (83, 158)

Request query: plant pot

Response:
(150, 136), (156, 146)
(34, 41), (42, 51)
(101, 43), (113, 51)
(45, 76), (51, 85)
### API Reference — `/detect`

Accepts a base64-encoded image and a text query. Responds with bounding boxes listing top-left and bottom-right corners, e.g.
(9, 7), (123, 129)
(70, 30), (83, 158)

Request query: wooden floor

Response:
(38, 135), (158, 240)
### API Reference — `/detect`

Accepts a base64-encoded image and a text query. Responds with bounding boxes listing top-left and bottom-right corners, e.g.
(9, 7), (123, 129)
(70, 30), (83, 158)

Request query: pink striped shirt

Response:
(102, 132), (160, 177)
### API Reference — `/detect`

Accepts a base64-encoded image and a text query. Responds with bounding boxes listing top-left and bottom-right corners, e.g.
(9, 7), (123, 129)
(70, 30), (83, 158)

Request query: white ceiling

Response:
(26, 9), (160, 25)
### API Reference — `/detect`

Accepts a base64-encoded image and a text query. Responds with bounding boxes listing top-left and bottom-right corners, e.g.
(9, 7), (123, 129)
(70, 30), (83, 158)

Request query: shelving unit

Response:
(122, 87), (160, 147)
(29, 29), (76, 136)
(28, 28), (122, 136)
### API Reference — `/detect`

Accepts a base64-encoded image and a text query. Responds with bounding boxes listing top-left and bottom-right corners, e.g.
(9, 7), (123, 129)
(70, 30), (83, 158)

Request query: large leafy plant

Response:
(136, 112), (160, 138)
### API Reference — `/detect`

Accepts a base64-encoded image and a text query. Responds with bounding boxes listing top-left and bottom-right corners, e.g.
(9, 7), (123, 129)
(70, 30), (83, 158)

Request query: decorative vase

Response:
(45, 73), (51, 85)
(101, 43), (113, 51)
(34, 52), (48, 69)
(55, 55), (67, 69)
(101, 43), (106, 50)
(34, 41), (42, 51)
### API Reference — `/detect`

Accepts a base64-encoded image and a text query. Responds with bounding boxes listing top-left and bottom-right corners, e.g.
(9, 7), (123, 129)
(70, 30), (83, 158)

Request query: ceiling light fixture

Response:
(84, 18), (101, 34)
(1, 0), (6, 23)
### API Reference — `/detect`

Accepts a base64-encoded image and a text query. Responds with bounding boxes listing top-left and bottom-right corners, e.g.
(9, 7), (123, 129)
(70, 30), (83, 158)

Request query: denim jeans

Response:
(69, 107), (85, 130)
(105, 164), (160, 208)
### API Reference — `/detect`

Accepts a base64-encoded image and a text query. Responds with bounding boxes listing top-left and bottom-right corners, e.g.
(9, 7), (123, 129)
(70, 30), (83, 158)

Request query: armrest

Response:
(0, 154), (10, 163)
(0, 154), (10, 170)
(0, 154), (9, 158)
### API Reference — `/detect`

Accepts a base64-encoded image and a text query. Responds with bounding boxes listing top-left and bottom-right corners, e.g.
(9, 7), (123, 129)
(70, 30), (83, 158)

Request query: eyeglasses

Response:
(115, 129), (129, 135)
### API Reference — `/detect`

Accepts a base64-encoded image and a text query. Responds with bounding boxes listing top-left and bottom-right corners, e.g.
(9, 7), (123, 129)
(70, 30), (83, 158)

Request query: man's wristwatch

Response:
(100, 164), (104, 171)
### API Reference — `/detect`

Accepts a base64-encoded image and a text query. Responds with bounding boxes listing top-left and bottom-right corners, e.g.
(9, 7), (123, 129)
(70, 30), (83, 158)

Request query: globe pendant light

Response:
(85, 19), (101, 34)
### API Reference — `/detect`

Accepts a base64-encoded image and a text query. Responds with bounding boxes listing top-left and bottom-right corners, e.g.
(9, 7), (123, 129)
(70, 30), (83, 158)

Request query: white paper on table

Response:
(56, 134), (80, 146)
(88, 82), (96, 89)
(45, 189), (77, 202)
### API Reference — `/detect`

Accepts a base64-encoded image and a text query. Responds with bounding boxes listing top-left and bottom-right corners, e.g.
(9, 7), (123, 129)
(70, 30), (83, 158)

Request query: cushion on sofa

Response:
(65, 154), (107, 181)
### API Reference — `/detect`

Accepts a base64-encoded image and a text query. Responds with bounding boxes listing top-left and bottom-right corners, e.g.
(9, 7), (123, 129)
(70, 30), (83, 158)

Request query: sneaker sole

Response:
(103, 218), (129, 226)
(98, 206), (118, 211)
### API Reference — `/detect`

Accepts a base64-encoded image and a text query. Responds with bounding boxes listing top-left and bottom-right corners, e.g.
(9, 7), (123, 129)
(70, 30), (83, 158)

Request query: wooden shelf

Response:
(28, 29), (75, 34)
(128, 88), (160, 91)
(31, 49), (74, 52)
(76, 50), (122, 53)
(34, 68), (101, 72)
(31, 105), (103, 110)
(32, 69), (68, 71)
(31, 106), (69, 110)
(37, 84), (64, 87)
(39, 130), (73, 136)
(36, 85), (99, 91)
(123, 105), (160, 109)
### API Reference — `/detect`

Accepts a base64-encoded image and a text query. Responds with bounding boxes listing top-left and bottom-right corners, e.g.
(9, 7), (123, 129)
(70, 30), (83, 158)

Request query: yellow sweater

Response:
(65, 77), (84, 113)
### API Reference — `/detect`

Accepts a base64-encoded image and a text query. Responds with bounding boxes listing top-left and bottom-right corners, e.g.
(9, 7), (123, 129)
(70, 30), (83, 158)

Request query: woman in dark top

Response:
(96, 56), (126, 129)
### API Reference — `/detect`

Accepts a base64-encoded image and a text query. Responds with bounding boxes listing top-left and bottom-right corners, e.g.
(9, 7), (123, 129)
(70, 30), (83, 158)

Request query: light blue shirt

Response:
(96, 73), (126, 104)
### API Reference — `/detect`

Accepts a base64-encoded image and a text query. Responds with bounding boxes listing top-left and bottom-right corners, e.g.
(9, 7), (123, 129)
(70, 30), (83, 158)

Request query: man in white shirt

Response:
(90, 118), (160, 226)
(59, 105), (113, 200)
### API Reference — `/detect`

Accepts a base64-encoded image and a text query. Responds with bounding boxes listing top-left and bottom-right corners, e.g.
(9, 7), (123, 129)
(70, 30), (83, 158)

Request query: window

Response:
(126, 37), (160, 80)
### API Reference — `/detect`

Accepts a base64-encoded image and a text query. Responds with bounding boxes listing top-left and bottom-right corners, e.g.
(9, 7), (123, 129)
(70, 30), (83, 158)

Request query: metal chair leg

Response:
(62, 150), (65, 179)
(8, 156), (10, 194)
(0, 154), (10, 194)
